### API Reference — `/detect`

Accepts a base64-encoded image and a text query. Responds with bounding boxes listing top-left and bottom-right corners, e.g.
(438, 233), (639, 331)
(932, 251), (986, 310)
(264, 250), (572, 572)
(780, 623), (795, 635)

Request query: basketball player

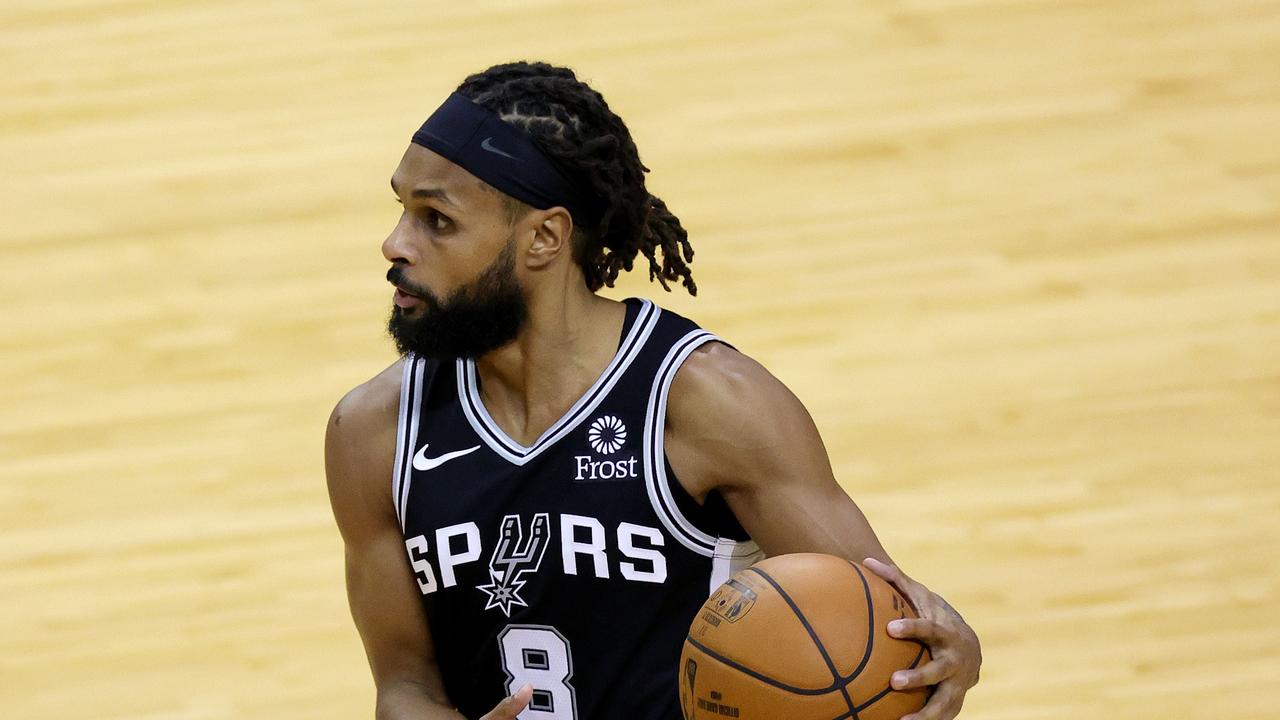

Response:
(326, 62), (981, 720)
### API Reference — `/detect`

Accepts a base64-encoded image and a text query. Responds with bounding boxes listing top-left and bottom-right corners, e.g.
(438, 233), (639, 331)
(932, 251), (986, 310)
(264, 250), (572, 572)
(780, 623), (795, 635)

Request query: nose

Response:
(381, 213), (417, 264)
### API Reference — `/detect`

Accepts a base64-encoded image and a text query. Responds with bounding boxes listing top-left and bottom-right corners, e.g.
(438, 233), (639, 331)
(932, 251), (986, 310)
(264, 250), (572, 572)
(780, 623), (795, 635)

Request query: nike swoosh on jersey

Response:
(413, 443), (482, 471)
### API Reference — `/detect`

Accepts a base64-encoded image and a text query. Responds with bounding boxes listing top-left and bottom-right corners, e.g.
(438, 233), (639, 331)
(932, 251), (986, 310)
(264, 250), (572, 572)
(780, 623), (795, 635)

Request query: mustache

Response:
(386, 266), (433, 300)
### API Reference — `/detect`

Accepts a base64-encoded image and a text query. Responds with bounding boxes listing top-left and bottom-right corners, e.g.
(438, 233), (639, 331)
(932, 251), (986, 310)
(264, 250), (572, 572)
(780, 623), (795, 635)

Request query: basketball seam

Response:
(854, 643), (928, 713)
(746, 567), (857, 716)
(836, 562), (877, 683)
(683, 635), (842, 695)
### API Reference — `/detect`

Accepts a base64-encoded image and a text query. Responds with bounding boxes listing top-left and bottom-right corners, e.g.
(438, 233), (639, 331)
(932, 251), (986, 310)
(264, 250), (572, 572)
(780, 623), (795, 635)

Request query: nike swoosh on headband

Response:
(411, 93), (599, 223)
(480, 136), (517, 159)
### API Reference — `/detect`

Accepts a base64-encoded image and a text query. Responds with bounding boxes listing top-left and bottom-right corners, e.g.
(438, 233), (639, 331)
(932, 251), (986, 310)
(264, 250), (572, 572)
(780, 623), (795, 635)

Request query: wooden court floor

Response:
(2, 1), (1278, 718)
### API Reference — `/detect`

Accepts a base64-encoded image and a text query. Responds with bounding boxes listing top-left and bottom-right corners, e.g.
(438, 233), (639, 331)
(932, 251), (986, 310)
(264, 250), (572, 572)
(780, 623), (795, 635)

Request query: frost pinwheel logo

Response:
(575, 415), (637, 481)
(587, 415), (627, 454)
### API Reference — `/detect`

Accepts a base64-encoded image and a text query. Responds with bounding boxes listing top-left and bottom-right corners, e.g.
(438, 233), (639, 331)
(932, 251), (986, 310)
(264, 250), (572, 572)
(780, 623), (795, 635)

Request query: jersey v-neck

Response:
(456, 298), (660, 466)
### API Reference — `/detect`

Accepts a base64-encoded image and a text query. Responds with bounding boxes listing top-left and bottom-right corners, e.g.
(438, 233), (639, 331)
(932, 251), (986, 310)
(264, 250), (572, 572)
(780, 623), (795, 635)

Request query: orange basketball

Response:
(679, 554), (930, 720)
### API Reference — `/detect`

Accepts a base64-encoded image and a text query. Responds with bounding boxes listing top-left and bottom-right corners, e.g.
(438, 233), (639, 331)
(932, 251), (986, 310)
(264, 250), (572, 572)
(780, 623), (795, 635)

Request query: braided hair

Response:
(456, 61), (696, 295)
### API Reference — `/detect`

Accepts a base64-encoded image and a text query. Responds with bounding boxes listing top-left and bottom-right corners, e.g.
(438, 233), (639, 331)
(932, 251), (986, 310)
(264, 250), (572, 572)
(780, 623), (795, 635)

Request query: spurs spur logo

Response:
(476, 513), (550, 616)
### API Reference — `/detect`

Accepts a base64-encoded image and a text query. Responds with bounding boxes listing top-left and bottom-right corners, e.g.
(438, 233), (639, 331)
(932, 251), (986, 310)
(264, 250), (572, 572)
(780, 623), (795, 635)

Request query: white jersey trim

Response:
(643, 329), (763, 568)
(457, 300), (659, 467)
(710, 537), (766, 595)
(392, 356), (427, 531)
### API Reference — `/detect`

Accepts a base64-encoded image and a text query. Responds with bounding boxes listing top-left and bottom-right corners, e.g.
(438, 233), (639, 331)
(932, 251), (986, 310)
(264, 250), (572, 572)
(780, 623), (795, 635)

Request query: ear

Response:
(524, 207), (574, 270)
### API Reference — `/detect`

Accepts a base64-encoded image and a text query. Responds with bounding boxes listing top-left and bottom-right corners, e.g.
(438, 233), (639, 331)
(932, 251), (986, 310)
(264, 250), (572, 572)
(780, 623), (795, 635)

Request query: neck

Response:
(473, 279), (626, 446)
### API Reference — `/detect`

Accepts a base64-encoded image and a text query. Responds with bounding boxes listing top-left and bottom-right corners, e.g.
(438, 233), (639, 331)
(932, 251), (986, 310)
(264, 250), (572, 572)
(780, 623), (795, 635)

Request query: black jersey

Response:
(392, 298), (763, 720)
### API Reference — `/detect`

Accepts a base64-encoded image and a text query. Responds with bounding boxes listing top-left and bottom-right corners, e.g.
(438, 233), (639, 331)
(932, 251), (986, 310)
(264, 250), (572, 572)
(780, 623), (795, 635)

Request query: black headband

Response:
(411, 93), (598, 223)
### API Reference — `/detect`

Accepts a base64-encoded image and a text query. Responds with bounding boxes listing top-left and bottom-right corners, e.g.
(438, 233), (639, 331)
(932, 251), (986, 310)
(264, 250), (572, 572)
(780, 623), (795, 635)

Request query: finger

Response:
(891, 655), (955, 690)
(901, 680), (959, 720)
(862, 557), (908, 586)
(887, 617), (953, 644)
(863, 558), (931, 612)
(481, 683), (533, 720)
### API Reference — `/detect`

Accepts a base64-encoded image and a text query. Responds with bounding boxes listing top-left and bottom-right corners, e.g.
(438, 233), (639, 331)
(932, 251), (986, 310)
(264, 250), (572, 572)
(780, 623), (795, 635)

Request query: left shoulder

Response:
(668, 341), (789, 413)
(666, 340), (830, 496)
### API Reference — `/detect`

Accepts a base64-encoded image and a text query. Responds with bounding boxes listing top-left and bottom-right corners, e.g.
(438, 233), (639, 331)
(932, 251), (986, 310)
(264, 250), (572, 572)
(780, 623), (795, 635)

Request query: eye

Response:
(426, 209), (453, 232)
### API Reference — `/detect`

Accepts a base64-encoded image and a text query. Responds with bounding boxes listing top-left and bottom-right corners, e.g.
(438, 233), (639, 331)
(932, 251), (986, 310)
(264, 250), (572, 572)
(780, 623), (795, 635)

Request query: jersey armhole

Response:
(391, 355), (429, 532)
(641, 331), (765, 594)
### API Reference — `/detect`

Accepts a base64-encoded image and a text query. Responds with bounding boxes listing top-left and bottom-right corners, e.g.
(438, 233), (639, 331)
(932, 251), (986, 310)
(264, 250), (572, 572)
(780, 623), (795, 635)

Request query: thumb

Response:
(482, 683), (533, 720)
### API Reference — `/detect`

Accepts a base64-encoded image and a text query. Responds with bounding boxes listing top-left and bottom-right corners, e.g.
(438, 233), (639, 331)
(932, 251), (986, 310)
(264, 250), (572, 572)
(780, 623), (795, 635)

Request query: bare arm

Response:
(325, 365), (531, 720)
(666, 343), (981, 720)
(665, 343), (890, 561)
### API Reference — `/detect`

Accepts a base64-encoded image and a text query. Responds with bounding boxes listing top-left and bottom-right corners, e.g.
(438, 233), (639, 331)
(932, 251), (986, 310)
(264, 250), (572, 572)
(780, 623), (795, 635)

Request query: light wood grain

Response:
(2, 1), (1278, 718)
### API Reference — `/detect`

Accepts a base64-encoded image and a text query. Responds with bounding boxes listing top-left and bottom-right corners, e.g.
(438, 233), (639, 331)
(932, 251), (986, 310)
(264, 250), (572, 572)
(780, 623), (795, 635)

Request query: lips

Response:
(393, 286), (424, 308)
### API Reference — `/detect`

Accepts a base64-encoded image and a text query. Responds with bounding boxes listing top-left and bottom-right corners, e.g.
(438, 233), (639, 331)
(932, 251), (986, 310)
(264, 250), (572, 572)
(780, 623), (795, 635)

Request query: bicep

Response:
(666, 345), (892, 564)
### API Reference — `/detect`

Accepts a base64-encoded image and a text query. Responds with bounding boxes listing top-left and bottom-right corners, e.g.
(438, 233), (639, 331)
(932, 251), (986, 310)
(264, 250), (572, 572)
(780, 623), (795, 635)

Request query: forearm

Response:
(375, 680), (466, 720)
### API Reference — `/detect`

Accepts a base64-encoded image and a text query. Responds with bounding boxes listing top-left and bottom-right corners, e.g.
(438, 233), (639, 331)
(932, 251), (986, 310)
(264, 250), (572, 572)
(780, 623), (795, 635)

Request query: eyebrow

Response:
(390, 179), (459, 208)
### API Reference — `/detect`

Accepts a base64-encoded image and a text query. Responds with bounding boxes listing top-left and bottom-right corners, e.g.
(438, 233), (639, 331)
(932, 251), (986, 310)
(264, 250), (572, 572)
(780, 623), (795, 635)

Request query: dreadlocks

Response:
(456, 61), (697, 295)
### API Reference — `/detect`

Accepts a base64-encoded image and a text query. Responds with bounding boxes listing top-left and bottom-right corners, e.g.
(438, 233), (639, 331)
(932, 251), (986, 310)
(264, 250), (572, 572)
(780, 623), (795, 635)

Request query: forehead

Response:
(390, 143), (503, 213)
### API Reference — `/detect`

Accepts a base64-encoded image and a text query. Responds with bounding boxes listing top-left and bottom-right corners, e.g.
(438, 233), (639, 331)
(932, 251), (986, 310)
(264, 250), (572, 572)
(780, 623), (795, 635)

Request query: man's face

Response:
(383, 144), (529, 359)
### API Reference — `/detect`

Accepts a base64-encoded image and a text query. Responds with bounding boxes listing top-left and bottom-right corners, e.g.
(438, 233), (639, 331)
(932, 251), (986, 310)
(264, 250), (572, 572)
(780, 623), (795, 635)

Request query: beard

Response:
(386, 236), (527, 360)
